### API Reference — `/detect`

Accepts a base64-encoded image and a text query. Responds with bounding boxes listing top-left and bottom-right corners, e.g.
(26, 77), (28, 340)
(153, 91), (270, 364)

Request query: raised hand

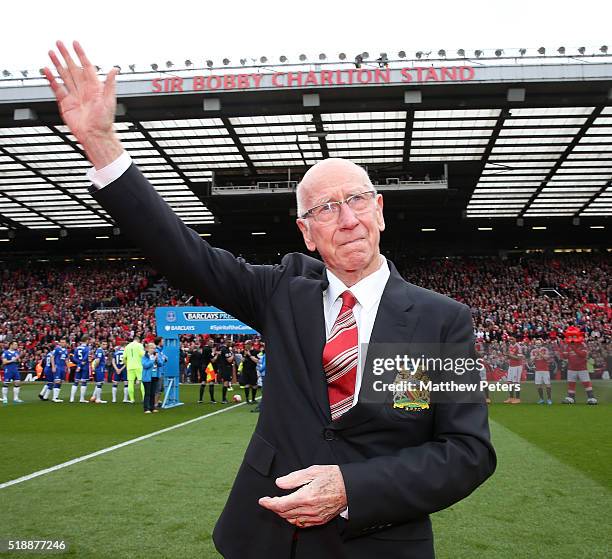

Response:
(44, 41), (123, 169)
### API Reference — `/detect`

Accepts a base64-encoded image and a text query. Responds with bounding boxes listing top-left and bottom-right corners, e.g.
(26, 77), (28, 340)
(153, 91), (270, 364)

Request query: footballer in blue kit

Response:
(70, 334), (92, 403)
(2, 341), (23, 404)
(38, 347), (55, 401)
(50, 338), (69, 402)
(90, 340), (108, 403)
(111, 345), (129, 403)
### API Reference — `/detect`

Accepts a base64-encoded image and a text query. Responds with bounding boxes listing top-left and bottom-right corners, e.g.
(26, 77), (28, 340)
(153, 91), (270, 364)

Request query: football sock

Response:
(112, 384), (117, 402)
(53, 387), (61, 399)
(124, 386), (129, 400)
(537, 387), (544, 399)
(209, 384), (215, 401)
(546, 386), (552, 399)
(80, 384), (87, 399)
(251, 387), (258, 400)
(128, 380), (135, 401)
(13, 386), (20, 400)
(244, 387), (250, 402)
(222, 386), (228, 401)
(199, 384), (205, 401)
(2, 386), (8, 400)
(70, 384), (78, 401)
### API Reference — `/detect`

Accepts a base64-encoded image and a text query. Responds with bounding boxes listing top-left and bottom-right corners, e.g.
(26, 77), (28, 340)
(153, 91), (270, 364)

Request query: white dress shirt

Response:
(324, 257), (390, 407)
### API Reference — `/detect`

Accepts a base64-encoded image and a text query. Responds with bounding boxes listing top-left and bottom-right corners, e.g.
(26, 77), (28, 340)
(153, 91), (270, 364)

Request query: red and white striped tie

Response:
(323, 290), (358, 420)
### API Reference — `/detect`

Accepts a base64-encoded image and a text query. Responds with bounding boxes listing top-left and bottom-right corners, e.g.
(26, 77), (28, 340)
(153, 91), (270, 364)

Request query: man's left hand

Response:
(258, 465), (347, 528)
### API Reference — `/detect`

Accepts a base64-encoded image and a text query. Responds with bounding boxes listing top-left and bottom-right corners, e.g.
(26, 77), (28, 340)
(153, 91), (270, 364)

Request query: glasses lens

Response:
(347, 191), (375, 212)
(313, 204), (338, 223)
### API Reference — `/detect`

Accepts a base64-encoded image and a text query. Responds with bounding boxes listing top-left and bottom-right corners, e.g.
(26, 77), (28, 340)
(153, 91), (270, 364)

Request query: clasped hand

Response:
(259, 465), (347, 528)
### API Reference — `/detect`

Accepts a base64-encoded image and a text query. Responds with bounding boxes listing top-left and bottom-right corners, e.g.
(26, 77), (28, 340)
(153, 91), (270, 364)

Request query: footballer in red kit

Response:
(531, 340), (553, 405)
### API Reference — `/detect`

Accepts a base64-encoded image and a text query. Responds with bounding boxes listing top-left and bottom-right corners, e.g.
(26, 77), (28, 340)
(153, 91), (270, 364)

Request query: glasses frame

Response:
(299, 189), (378, 221)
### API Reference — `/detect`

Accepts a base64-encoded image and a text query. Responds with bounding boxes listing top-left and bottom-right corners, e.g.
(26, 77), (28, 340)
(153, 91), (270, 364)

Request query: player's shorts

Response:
(113, 371), (127, 382)
(506, 365), (522, 383)
(478, 366), (487, 382)
(44, 368), (53, 382)
(242, 368), (258, 386)
(567, 369), (590, 383)
(219, 368), (233, 382)
(534, 371), (551, 385)
(74, 366), (89, 382)
(3, 370), (21, 382)
(94, 369), (106, 383)
(53, 368), (66, 381)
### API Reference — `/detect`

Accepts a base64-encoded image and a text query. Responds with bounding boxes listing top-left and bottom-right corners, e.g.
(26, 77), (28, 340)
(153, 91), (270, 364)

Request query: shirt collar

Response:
(325, 255), (390, 312)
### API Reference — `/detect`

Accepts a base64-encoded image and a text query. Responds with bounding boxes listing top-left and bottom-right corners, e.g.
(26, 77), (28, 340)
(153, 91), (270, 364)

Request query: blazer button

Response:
(323, 429), (336, 441)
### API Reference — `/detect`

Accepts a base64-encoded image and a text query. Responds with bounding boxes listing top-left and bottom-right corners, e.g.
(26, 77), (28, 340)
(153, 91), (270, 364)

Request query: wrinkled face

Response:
(296, 160), (385, 274)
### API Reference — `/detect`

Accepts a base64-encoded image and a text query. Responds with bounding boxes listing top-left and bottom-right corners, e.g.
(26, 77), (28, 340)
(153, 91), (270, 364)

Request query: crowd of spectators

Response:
(0, 253), (609, 375)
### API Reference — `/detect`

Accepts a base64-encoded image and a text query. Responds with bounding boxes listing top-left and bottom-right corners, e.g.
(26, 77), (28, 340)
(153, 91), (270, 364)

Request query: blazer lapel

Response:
(289, 272), (332, 423)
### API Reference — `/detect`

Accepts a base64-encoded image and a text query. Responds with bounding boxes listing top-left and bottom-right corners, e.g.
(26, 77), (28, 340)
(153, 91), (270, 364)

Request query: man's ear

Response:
(376, 194), (385, 232)
(296, 218), (317, 252)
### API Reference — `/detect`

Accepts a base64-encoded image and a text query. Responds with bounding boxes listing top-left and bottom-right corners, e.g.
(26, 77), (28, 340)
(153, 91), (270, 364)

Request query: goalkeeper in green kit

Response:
(123, 335), (145, 403)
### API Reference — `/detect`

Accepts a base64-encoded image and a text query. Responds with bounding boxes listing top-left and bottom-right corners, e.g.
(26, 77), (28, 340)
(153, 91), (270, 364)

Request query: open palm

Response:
(44, 41), (118, 146)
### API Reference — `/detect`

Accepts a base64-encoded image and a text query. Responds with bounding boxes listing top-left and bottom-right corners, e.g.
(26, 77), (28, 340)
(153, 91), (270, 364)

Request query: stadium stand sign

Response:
(155, 306), (258, 408)
(150, 66), (476, 93)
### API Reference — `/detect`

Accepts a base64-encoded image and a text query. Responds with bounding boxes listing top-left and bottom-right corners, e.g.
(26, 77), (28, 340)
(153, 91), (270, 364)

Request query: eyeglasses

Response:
(300, 190), (377, 223)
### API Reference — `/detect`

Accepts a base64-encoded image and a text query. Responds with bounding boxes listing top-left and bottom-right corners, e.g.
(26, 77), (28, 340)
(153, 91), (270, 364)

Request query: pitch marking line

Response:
(0, 401), (249, 490)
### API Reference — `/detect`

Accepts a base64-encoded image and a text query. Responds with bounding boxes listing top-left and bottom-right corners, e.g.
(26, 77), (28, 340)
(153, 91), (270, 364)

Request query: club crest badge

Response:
(392, 367), (430, 411)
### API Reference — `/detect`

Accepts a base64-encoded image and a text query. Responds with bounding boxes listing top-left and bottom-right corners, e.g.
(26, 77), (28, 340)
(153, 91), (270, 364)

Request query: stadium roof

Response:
(0, 52), (611, 254)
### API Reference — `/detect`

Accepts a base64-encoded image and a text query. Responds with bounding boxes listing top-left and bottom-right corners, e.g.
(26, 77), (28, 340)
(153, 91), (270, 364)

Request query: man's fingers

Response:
(104, 68), (118, 104)
(48, 50), (77, 94)
(73, 41), (99, 83)
(259, 488), (314, 514)
(275, 467), (318, 490)
(42, 67), (68, 103)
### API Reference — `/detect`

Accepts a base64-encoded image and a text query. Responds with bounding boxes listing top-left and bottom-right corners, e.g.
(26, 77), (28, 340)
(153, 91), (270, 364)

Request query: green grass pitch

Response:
(1, 381), (610, 558)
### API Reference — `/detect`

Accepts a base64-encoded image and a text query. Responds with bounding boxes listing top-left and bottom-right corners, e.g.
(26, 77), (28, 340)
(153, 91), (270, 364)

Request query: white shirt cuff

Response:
(340, 507), (349, 519)
(86, 152), (132, 190)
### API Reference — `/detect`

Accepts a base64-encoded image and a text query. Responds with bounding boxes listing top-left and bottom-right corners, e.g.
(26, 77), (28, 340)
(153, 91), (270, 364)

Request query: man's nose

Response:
(337, 202), (360, 227)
